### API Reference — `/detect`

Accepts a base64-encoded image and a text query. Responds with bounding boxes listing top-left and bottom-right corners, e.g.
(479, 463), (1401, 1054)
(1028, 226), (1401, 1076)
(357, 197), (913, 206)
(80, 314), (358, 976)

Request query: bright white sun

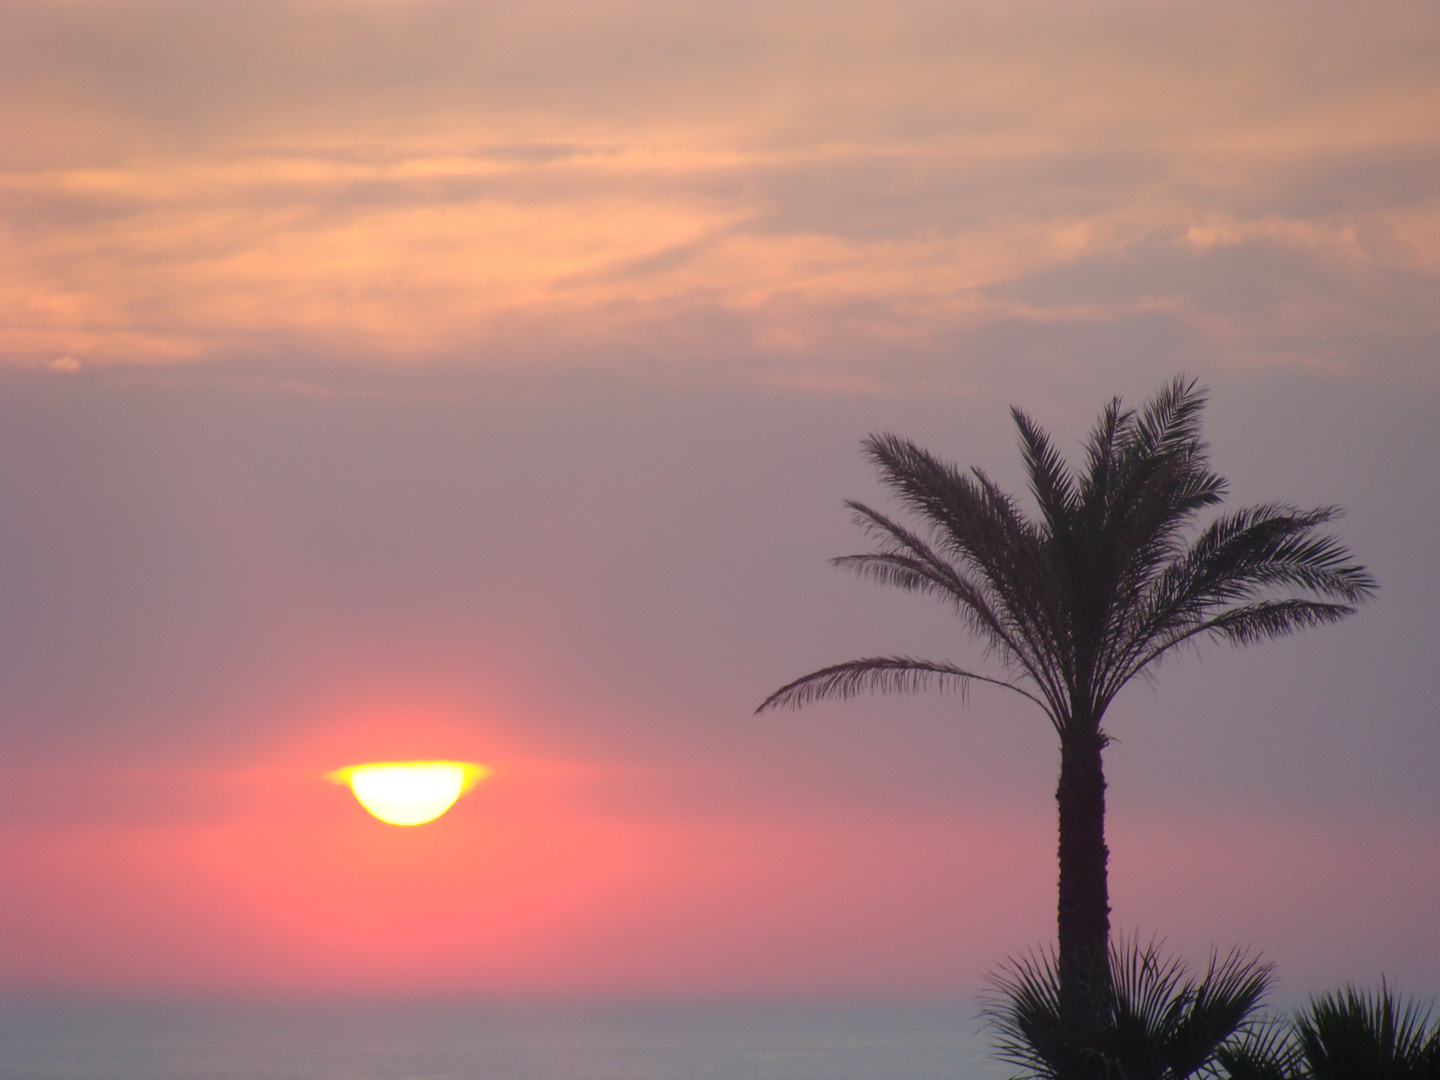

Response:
(328, 761), (489, 825)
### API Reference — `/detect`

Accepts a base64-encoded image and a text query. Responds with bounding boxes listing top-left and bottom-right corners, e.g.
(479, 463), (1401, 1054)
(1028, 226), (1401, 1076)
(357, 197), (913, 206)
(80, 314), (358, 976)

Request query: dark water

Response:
(0, 1003), (1008, 1080)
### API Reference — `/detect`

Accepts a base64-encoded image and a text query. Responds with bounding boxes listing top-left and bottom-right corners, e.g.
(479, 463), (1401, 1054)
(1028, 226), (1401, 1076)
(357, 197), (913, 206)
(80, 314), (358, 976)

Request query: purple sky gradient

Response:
(1, 0), (1436, 1002)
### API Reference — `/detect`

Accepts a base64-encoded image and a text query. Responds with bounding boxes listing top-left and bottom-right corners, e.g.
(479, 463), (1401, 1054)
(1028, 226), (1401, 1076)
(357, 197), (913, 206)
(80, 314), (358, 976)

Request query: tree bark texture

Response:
(1056, 729), (1111, 1030)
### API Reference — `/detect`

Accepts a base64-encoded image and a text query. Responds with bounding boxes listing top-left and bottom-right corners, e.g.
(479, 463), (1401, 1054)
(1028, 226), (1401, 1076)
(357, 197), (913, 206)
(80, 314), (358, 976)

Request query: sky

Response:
(1, 0), (1437, 1005)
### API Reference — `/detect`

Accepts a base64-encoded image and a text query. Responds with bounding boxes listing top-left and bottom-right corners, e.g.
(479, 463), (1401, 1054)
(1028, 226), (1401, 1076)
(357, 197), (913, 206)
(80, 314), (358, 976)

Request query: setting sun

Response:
(328, 762), (490, 826)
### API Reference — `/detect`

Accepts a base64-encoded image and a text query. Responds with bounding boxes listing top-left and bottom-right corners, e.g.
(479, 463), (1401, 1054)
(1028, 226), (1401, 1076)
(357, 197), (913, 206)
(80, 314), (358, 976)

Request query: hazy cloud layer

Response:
(1, 1), (1437, 387)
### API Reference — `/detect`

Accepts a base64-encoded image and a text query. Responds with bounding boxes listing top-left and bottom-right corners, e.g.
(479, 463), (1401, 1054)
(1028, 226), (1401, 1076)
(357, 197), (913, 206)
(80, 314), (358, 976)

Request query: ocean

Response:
(1, 1002), (1010, 1080)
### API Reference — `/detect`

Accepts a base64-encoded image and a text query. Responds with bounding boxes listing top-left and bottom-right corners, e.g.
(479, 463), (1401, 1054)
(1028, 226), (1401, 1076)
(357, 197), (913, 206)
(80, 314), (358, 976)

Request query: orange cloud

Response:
(0, 2), (1436, 385)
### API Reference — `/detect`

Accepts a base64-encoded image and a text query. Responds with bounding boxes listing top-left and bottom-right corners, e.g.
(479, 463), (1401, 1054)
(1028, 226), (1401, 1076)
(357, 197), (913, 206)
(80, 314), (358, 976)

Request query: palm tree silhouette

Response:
(757, 376), (1375, 1020)
(986, 936), (1275, 1080)
(1218, 982), (1440, 1080)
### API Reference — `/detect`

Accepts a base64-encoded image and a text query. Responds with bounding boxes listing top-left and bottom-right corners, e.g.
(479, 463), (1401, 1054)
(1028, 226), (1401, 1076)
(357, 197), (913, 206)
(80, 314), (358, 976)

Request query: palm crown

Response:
(759, 376), (1373, 727)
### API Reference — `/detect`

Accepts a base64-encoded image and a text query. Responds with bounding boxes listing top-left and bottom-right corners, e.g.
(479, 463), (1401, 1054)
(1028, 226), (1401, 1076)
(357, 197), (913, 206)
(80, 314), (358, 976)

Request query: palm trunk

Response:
(1056, 726), (1111, 1033)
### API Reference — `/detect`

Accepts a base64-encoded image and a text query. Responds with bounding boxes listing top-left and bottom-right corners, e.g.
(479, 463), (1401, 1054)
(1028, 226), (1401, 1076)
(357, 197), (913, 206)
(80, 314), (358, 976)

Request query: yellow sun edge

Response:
(326, 760), (491, 790)
(327, 760), (491, 826)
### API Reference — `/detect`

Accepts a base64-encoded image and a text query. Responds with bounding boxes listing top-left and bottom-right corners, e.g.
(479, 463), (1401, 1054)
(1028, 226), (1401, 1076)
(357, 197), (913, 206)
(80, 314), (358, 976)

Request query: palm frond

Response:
(1164, 505), (1374, 607)
(1014, 405), (1079, 533)
(1127, 376), (1212, 480)
(858, 435), (1071, 710)
(861, 435), (1046, 604)
(1213, 1018), (1304, 1080)
(1202, 599), (1357, 645)
(1110, 502), (1376, 694)
(1214, 983), (1440, 1080)
(833, 552), (1025, 665)
(837, 497), (1055, 694)
(1108, 379), (1220, 548)
(1166, 948), (1275, 1078)
(974, 475), (1073, 698)
(1078, 395), (1129, 525)
(754, 656), (1046, 715)
(983, 945), (1073, 1080)
(841, 503), (1026, 647)
(1296, 983), (1440, 1080)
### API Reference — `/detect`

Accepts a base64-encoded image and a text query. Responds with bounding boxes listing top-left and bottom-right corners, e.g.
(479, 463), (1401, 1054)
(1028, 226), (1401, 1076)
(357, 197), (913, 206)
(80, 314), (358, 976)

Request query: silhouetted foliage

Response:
(1218, 984), (1440, 1080)
(983, 936), (1273, 1080)
(758, 376), (1375, 1012)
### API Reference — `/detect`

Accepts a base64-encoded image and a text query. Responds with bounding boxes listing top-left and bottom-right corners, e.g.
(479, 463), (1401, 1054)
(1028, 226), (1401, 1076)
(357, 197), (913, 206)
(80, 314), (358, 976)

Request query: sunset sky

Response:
(2, 0), (1437, 1005)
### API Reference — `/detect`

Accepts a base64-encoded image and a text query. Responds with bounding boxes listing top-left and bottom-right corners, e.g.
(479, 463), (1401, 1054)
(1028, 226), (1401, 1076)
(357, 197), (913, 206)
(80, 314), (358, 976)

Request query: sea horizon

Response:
(1, 997), (1011, 1080)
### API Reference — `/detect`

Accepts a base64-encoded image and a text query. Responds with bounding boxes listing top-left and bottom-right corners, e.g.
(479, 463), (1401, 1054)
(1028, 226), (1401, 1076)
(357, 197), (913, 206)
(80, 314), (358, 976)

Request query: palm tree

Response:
(757, 376), (1375, 1021)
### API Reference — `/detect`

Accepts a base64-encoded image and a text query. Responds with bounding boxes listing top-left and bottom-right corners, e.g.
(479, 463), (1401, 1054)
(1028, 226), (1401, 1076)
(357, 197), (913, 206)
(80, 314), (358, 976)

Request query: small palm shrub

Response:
(1217, 983), (1440, 1080)
(983, 937), (1273, 1080)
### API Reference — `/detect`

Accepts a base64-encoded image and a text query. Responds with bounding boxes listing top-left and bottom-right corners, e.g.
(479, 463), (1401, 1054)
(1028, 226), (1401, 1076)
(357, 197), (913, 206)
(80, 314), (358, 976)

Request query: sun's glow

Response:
(328, 761), (489, 826)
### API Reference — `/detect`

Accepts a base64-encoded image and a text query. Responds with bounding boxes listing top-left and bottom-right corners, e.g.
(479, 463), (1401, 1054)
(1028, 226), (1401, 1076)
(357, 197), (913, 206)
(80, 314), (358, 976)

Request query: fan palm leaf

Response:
(983, 937), (1273, 1080)
(1216, 983), (1440, 1080)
